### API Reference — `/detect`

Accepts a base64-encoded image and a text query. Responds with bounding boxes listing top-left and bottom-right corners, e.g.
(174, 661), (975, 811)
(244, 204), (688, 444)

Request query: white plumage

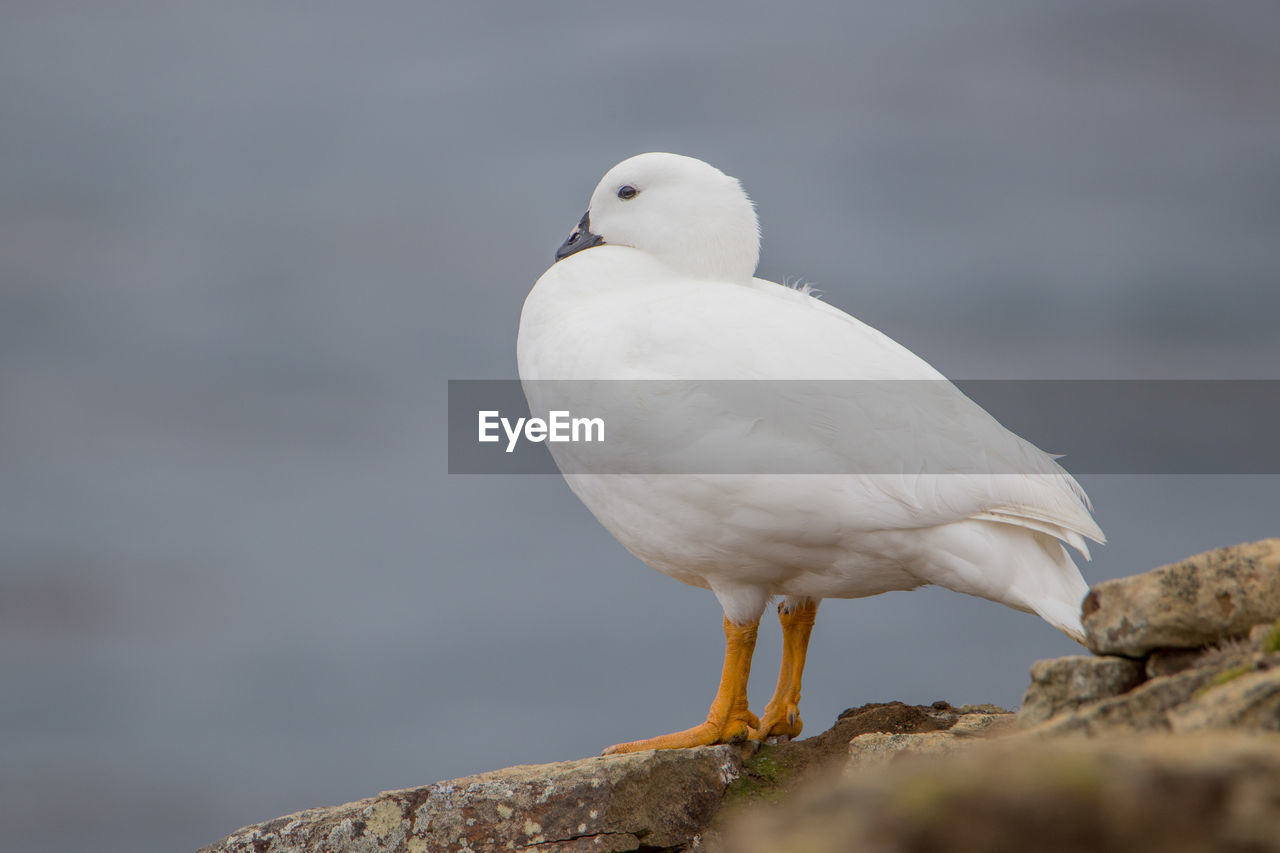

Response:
(517, 153), (1103, 752)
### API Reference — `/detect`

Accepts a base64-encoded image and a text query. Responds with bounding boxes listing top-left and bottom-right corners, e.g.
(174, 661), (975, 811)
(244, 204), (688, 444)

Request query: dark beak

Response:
(554, 211), (605, 262)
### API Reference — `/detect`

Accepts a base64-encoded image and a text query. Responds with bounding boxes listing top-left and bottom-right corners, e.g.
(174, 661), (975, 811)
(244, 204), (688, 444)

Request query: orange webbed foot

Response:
(602, 713), (756, 755)
(754, 701), (803, 743)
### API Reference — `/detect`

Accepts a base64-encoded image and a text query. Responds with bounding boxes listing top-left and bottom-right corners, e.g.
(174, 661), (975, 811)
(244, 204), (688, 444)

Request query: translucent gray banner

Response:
(447, 380), (1280, 475)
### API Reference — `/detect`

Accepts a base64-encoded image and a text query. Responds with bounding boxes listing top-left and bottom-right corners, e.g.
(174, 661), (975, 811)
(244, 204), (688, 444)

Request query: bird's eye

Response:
(617, 185), (638, 200)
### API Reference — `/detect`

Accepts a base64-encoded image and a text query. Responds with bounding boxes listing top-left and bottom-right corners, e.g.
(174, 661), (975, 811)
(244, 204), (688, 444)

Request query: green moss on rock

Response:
(724, 747), (797, 806)
(1193, 664), (1255, 699)
(1263, 618), (1280, 655)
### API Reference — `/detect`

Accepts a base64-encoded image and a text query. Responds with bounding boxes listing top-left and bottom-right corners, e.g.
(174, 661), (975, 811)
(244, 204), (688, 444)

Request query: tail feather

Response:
(914, 521), (1091, 643)
(1013, 534), (1090, 644)
(1027, 596), (1087, 644)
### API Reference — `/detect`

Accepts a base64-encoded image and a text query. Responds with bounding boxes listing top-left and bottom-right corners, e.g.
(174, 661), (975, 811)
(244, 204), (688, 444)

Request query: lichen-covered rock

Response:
(713, 734), (1280, 853)
(1083, 539), (1280, 657)
(1170, 665), (1280, 733)
(1018, 656), (1146, 726)
(199, 746), (742, 853)
(846, 713), (1016, 769)
(1252, 618), (1280, 652)
(1144, 648), (1206, 678)
(847, 731), (964, 767)
(1025, 666), (1224, 736)
(946, 711), (1017, 738)
(1024, 621), (1279, 736)
(203, 704), (983, 853)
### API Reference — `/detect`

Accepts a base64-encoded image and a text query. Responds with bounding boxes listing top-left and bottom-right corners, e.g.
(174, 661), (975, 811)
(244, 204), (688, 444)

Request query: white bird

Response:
(517, 153), (1104, 754)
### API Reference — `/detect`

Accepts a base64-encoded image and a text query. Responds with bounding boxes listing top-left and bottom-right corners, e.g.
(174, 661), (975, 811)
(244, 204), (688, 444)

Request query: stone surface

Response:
(199, 746), (742, 853)
(846, 731), (963, 767)
(1170, 665), (1280, 733)
(847, 713), (1016, 769)
(1252, 618), (1280, 652)
(947, 712), (1018, 738)
(203, 703), (976, 853)
(1083, 539), (1280, 657)
(713, 734), (1280, 853)
(1025, 665), (1225, 736)
(716, 702), (969, 814)
(1018, 655), (1146, 726)
(1145, 647), (1207, 679)
(1024, 620), (1280, 737)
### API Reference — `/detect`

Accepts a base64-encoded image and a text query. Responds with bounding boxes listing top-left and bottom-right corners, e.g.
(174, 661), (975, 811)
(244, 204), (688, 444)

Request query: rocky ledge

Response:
(1019, 537), (1280, 735)
(202, 539), (1280, 853)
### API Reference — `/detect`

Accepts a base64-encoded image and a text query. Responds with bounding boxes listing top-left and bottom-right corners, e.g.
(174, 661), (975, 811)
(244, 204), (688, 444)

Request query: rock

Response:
(718, 702), (968, 813)
(1083, 539), (1280, 657)
(846, 713), (1016, 769)
(947, 712), (1018, 738)
(1024, 620), (1280, 736)
(1170, 665), (1280, 733)
(202, 703), (979, 853)
(951, 703), (1009, 715)
(1251, 618), (1280, 652)
(1025, 665), (1223, 736)
(847, 731), (965, 767)
(713, 734), (1280, 853)
(1018, 655), (1146, 726)
(199, 746), (743, 853)
(1145, 648), (1206, 679)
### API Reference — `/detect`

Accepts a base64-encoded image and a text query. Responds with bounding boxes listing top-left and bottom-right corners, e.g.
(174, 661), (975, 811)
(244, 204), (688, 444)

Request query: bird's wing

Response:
(538, 269), (1104, 554)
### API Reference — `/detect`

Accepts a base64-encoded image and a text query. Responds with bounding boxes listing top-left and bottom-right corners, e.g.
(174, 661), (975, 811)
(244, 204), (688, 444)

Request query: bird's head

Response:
(554, 153), (761, 284)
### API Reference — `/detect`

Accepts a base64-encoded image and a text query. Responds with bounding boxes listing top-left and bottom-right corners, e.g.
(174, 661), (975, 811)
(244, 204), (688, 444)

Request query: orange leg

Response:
(603, 616), (760, 754)
(754, 598), (818, 742)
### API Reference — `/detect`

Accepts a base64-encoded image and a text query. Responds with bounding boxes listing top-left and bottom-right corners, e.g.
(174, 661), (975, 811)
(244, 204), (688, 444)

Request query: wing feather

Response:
(524, 254), (1104, 555)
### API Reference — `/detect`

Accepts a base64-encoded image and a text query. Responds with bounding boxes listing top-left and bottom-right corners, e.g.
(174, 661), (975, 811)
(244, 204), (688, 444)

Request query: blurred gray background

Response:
(2, 3), (1278, 852)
